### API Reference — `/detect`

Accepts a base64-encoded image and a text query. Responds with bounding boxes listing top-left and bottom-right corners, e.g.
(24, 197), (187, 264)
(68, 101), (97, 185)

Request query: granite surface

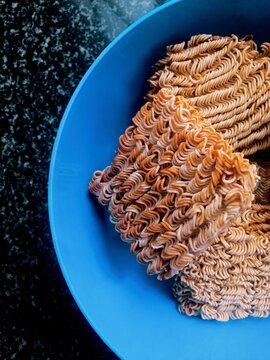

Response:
(1, 1), (168, 359)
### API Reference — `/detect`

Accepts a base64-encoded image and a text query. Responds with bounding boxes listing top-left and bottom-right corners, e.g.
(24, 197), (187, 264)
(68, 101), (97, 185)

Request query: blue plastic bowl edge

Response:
(48, 1), (180, 359)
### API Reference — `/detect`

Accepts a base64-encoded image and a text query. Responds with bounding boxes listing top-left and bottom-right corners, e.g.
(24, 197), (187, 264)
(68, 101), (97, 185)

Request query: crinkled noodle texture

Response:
(89, 90), (256, 279)
(147, 34), (270, 156)
(254, 160), (270, 204)
(173, 204), (270, 321)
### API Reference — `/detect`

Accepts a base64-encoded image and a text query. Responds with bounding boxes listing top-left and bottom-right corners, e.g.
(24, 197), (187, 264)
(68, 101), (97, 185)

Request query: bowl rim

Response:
(48, 1), (180, 359)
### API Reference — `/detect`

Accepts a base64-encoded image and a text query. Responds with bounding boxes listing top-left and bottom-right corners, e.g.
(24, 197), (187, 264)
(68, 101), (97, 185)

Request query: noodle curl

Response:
(89, 90), (256, 279)
(147, 34), (270, 155)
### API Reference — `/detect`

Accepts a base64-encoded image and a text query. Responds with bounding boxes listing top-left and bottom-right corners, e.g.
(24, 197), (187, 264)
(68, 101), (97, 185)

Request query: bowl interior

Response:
(49, 0), (270, 359)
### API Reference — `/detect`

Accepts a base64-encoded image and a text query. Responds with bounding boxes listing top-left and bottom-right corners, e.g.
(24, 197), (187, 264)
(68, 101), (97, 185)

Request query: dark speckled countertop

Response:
(1, 1), (167, 359)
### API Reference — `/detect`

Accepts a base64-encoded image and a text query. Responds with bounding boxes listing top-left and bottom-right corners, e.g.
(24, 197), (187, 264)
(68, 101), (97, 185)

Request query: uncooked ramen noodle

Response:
(89, 89), (256, 280)
(173, 204), (270, 321)
(147, 34), (270, 156)
(254, 160), (270, 204)
(89, 33), (270, 321)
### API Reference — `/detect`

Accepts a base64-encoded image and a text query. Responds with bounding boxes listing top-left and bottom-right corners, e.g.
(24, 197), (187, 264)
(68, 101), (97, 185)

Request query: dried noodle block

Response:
(173, 204), (270, 321)
(89, 90), (256, 279)
(147, 34), (270, 155)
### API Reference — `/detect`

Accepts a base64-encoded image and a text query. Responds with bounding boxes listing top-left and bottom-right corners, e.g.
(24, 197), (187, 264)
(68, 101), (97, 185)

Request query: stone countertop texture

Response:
(1, 1), (167, 359)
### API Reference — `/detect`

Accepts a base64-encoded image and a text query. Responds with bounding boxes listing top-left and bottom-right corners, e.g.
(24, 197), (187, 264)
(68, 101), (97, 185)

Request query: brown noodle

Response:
(147, 34), (270, 156)
(173, 204), (270, 321)
(254, 160), (270, 204)
(89, 89), (256, 279)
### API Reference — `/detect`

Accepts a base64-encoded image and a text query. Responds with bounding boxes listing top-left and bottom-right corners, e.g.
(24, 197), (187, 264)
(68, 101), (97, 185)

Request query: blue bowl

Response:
(48, 1), (270, 359)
